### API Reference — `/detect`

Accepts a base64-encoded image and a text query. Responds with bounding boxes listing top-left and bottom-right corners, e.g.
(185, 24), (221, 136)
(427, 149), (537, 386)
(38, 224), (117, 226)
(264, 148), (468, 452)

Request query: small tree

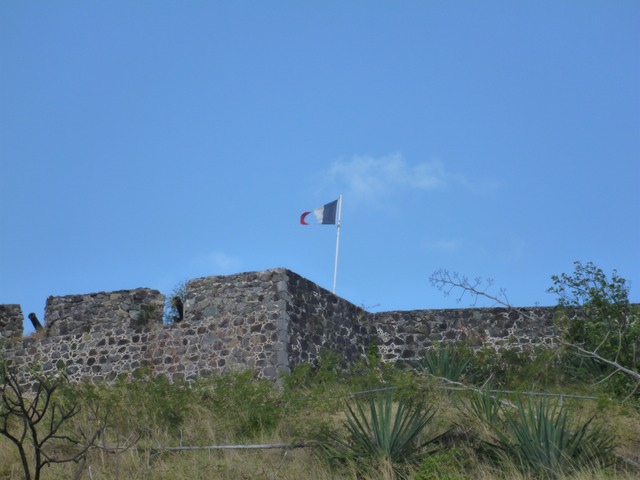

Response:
(548, 261), (630, 322)
(0, 362), (99, 480)
(547, 261), (639, 398)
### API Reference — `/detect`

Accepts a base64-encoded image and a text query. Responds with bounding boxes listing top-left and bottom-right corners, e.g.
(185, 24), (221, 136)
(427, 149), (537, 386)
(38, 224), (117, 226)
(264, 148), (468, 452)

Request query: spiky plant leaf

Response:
(485, 397), (616, 479)
(419, 347), (470, 382)
(319, 394), (448, 479)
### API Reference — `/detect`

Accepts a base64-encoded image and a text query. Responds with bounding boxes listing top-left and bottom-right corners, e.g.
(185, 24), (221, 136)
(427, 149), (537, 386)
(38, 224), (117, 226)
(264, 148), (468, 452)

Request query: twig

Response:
(156, 442), (309, 451)
(98, 442), (312, 453)
(270, 448), (289, 480)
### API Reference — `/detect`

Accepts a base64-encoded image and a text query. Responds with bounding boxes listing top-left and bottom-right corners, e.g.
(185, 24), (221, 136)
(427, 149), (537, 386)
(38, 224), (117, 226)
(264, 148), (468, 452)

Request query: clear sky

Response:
(1, 1), (639, 333)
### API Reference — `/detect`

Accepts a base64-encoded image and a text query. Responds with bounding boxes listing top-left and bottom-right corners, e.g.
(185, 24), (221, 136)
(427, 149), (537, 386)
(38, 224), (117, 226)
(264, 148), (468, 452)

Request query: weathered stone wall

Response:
(2, 306), (282, 384)
(184, 269), (290, 378)
(0, 304), (23, 342)
(372, 307), (559, 363)
(283, 270), (374, 367)
(44, 288), (165, 336)
(0, 268), (584, 385)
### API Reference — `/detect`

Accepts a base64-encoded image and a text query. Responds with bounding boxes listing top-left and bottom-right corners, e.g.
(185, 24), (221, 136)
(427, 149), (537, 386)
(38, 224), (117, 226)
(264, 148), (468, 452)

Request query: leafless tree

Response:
(0, 362), (100, 480)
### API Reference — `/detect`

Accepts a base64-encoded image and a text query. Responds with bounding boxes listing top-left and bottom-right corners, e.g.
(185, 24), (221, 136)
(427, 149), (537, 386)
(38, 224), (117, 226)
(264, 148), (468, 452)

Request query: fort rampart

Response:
(1, 268), (566, 383)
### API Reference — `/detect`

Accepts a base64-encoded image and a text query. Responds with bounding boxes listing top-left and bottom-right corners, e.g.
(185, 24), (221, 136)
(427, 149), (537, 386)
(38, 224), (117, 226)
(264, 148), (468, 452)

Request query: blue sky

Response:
(1, 1), (639, 333)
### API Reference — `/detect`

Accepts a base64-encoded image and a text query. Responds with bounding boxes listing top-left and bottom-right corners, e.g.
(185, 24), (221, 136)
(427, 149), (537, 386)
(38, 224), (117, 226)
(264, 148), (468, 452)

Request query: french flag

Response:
(300, 199), (338, 225)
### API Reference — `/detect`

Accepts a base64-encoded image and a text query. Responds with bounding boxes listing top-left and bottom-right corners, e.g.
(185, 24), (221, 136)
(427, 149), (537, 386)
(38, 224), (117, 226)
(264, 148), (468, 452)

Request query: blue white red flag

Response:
(300, 199), (338, 225)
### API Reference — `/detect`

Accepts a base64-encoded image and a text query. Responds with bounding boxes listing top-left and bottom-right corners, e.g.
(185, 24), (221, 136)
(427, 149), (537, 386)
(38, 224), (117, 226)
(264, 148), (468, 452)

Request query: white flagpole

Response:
(332, 194), (342, 294)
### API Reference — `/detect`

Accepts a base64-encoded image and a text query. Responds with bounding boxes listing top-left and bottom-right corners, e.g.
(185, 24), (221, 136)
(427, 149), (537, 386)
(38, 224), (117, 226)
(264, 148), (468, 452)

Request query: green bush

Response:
(548, 261), (639, 398)
(285, 349), (345, 392)
(447, 344), (565, 391)
(203, 370), (282, 439)
(285, 346), (410, 400)
(75, 374), (195, 439)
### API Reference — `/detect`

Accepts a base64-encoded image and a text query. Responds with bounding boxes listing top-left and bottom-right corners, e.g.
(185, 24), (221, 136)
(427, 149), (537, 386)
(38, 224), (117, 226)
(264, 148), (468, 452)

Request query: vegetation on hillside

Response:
(0, 262), (638, 479)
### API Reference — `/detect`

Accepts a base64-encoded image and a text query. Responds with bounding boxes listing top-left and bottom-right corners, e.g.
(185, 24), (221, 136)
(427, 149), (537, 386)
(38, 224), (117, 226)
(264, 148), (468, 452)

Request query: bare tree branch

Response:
(0, 362), (101, 480)
(429, 269), (540, 323)
(560, 340), (640, 384)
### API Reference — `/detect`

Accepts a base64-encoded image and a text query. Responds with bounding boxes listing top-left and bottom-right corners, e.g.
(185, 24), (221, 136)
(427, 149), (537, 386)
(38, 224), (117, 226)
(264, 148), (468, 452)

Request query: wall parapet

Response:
(0, 268), (590, 384)
(372, 306), (563, 363)
(0, 304), (23, 343)
(44, 288), (165, 336)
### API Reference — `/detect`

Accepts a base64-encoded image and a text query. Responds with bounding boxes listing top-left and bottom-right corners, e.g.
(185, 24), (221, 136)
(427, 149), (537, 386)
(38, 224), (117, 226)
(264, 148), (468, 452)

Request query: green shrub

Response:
(76, 374), (195, 439)
(454, 345), (566, 391)
(285, 349), (346, 391)
(548, 261), (640, 398)
(203, 371), (282, 439)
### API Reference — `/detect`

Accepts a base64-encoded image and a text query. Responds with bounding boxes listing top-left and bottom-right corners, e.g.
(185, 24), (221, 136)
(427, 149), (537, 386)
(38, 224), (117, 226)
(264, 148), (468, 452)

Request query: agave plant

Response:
(319, 394), (447, 479)
(418, 346), (470, 382)
(488, 397), (616, 479)
(467, 385), (502, 427)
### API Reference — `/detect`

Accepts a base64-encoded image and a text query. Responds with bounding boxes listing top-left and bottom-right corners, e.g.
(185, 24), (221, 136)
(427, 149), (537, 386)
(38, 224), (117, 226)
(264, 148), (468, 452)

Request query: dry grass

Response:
(1, 426), (639, 480)
(0, 368), (638, 479)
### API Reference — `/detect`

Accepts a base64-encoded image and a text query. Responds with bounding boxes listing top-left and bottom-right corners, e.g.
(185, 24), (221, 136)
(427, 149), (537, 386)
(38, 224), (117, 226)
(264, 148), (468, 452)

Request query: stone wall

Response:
(0, 268), (577, 385)
(0, 304), (23, 342)
(372, 307), (559, 363)
(283, 270), (374, 366)
(44, 288), (165, 336)
(1, 307), (283, 384)
(184, 269), (290, 378)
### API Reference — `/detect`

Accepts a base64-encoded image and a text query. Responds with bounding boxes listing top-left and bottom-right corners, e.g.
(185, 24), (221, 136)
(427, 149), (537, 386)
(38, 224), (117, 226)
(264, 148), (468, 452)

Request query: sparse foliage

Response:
(163, 280), (187, 324)
(0, 362), (99, 480)
(429, 269), (511, 308)
(205, 370), (283, 439)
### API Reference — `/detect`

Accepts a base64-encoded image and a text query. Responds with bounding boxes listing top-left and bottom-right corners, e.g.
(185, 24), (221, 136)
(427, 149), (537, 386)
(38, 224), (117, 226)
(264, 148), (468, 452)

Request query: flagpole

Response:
(332, 194), (342, 294)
